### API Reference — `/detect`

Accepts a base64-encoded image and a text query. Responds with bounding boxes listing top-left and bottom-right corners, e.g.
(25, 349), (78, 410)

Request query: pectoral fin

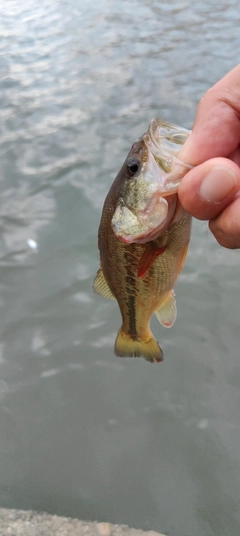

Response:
(138, 244), (166, 278)
(92, 268), (115, 299)
(155, 290), (177, 328)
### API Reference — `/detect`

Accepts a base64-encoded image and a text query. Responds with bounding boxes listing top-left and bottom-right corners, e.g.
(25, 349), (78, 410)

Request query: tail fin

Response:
(114, 328), (163, 363)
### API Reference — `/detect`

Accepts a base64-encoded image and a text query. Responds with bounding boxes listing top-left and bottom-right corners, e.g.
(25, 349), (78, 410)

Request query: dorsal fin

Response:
(92, 268), (115, 300)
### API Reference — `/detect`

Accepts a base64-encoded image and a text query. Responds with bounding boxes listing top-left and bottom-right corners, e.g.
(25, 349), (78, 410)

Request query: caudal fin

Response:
(114, 328), (163, 363)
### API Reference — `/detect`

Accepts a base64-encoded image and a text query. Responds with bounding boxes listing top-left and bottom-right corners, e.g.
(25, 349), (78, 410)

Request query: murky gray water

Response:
(0, 1), (240, 535)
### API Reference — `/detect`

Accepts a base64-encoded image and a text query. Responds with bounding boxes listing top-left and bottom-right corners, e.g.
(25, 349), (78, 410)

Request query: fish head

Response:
(111, 118), (192, 244)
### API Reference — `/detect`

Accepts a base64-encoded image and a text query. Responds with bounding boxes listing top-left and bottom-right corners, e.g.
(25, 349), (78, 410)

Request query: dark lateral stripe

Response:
(123, 248), (138, 339)
(127, 294), (137, 339)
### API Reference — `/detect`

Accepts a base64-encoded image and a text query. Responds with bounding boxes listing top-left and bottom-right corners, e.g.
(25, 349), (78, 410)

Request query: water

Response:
(0, 1), (240, 535)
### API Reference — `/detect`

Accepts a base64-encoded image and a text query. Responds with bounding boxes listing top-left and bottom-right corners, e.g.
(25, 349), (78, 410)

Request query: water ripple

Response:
(1, 1), (240, 534)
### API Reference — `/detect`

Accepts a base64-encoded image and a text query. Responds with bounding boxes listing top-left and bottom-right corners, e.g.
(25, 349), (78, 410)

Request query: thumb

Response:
(178, 157), (240, 220)
(178, 64), (240, 165)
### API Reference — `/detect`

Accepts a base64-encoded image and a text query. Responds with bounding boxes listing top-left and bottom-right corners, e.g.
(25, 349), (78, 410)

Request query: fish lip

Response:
(143, 123), (193, 193)
(113, 233), (133, 244)
(121, 218), (169, 245)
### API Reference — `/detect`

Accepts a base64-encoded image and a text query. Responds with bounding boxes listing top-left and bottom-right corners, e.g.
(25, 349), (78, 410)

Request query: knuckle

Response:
(209, 220), (240, 249)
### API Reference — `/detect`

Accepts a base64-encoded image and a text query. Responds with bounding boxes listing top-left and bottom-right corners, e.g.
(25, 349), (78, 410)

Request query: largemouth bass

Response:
(93, 119), (192, 363)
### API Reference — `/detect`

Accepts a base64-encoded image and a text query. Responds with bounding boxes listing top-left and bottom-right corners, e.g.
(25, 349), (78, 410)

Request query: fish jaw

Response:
(111, 192), (178, 244)
(143, 134), (193, 194)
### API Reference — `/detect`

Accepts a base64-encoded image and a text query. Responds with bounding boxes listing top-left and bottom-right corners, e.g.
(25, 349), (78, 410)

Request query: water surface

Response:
(1, 1), (240, 535)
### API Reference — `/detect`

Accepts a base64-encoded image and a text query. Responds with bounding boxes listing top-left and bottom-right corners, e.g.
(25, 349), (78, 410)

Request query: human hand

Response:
(178, 64), (240, 248)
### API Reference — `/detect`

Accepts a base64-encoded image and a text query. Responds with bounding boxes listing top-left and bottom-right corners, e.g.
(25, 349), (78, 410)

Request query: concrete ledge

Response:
(0, 508), (166, 536)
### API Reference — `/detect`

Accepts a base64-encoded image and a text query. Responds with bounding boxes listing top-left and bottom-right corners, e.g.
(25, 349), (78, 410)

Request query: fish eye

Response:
(126, 158), (140, 177)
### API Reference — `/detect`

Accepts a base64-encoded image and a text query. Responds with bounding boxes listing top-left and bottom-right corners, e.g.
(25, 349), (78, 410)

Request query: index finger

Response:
(178, 64), (240, 165)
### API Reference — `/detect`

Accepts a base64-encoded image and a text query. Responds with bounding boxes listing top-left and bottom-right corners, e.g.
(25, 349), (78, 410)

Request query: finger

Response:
(178, 64), (240, 165)
(229, 145), (240, 166)
(178, 157), (240, 220)
(209, 194), (240, 248)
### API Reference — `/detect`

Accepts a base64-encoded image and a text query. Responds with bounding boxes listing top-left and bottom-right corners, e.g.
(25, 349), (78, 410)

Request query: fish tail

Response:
(114, 328), (163, 363)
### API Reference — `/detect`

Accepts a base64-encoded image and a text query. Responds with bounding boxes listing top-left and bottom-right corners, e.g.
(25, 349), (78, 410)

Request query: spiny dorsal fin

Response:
(92, 268), (116, 300)
(155, 290), (177, 328)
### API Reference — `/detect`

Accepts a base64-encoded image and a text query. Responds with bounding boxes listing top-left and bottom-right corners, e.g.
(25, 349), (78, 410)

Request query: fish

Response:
(93, 118), (192, 363)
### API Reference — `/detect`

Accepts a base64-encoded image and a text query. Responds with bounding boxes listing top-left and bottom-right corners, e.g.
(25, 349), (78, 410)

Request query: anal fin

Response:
(155, 290), (177, 328)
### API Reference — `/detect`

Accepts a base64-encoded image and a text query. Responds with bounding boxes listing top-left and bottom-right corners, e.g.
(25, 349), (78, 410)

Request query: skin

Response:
(178, 64), (240, 249)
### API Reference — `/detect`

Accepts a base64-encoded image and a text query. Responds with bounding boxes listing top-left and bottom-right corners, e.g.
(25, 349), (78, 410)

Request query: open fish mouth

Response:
(111, 118), (193, 245)
(143, 118), (193, 193)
